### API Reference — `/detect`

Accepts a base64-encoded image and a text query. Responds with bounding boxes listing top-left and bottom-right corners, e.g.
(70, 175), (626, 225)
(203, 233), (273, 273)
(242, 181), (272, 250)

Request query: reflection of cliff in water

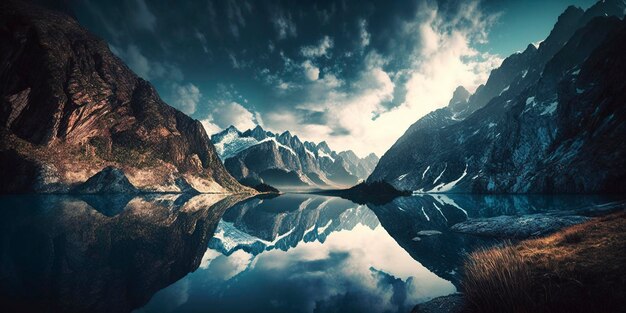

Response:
(209, 194), (380, 256)
(367, 194), (621, 287)
(368, 195), (492, 287)
(0, 194), (249, 313)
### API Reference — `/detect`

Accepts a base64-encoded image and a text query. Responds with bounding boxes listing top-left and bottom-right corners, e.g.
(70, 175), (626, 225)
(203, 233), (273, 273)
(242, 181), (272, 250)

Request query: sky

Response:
(68, 0), (596, 157)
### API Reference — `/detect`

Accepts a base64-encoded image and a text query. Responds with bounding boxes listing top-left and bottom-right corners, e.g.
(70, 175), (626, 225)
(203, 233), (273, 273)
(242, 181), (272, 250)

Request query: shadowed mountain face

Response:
(369, 1), (626, 193)
(211, 125), (379, 189)
(0, 0), (248, 194)
(0, 193), (249, 313)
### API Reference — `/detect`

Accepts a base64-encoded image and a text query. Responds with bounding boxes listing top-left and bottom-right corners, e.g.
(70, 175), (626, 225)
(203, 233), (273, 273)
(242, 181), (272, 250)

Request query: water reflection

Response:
(0, 194), (247, 313)
(1, 193), (619, 313)
(139, 194), (455, 313)
(366, 194), (622, 286)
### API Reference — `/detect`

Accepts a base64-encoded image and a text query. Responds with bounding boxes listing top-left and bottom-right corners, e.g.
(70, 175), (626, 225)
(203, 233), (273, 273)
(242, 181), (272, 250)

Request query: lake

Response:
(0, 193), (619, 313)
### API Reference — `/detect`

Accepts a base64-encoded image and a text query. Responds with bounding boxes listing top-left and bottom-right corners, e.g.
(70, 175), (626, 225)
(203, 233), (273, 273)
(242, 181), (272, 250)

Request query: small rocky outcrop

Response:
(450, 201), (626, 239)
(411, 294), (465, 313)
(71, 166), (138, 194)
(450, 214), (591, 239)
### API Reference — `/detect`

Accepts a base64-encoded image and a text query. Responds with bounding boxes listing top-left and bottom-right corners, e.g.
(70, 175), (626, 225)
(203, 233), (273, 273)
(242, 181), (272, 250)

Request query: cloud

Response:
(358, 19), (370, 48)
(300, 36), (334, 58)
(258, 2), (502, 157)
(302, 60), (320, 81)
(206, 0), (219, 35)
(110, 44), (183, 81)
(201, 101), (260, 135)
(228, 52), (240, 69)
(226, 0), (252, 38)
(315, 4), (336, 25)
(272, 11), (297, 40)
(132, 0), (156, 31)
(401, 1), (502, 118)
(172, 83), (202, 115)
(194, 29), (210, 53)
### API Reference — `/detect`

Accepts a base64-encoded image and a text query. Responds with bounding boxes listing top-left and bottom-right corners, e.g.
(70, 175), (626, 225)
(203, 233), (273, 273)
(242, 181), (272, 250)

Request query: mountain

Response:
(211, 125), (379, 188)
(368, 1), (626, 193)
(0, 0), (249, 194)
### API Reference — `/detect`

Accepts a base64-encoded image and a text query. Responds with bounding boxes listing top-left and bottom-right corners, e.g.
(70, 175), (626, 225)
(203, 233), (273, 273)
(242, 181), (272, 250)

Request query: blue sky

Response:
(70, 0), (598, 156)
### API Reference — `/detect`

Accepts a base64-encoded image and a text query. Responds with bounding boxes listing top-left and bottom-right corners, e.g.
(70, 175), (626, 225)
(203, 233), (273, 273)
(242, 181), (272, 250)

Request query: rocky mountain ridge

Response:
(368, 0), (626, 193)
(0, 0), (249, 194)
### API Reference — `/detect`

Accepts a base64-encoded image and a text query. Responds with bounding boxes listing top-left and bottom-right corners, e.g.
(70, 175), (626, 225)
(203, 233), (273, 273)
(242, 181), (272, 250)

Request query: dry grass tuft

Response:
(463, 243), (533, 313)
(462, 211), (626, 313)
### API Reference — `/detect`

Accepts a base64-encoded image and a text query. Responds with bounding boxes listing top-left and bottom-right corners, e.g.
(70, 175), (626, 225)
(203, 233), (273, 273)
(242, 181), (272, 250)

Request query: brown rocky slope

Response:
(0, 0), (250, 193)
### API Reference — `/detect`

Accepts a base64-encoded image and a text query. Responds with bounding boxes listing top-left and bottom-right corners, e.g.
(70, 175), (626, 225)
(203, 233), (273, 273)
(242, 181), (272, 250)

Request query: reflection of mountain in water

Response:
(209, 194), (379, 256)
(366, 194), (620, 286)
(0, 194), (248, 313)
(367, 195), (484, 287)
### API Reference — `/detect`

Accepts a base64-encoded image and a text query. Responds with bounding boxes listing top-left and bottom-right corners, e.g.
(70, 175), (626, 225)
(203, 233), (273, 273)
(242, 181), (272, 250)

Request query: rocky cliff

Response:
(368, 1), (626, 193)
(0, 0), (249, 193)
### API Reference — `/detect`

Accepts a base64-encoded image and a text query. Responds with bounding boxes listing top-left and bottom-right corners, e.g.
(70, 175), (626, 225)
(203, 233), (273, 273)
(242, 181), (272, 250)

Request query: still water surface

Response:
(0, 193), (617, 313)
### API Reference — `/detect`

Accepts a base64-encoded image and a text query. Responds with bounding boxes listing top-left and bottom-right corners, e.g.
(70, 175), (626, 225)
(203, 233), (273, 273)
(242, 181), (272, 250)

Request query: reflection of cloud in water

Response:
(254, 225), (455, 309)
(140, 223), (455, 313)
(208, 250), (254, 281)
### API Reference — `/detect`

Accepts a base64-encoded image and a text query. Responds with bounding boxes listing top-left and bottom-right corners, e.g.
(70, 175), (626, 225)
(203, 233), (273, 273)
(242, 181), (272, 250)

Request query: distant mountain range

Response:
(211, 125), (379, 189)
(0, 0), (248, 194)
(369, 0), (626, 193)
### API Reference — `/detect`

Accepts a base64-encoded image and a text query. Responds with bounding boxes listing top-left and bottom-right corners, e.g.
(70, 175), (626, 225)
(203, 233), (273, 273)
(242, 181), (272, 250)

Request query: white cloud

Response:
(172, 83), (201, 115)
(302, 60), (320, 81)
(358, 19), (370, 48)
(272, 11), (297, 40)
(401, 1), (502, 118)
(201, 101), (259, 135)
(261, 2), (502, 157)
(300, 36), (334, 58)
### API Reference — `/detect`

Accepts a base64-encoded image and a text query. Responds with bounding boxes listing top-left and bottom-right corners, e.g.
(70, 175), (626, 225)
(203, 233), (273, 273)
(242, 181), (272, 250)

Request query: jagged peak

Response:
(524, 43), (538, 53)
(583, 0), (626, 20)
(365, 152), (379, 160)
(338, 150), (358, 158)
(452, 86), (470, 101)
(447, 85), (471, 113)
(317, 141), (331, 152)
(225, 125), (239, 132)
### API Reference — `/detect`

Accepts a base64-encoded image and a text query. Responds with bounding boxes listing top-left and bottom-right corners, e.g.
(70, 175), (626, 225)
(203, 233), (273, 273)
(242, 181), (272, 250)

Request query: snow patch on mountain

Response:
(430, 164), (468, 193)
(318, 150), (335, 162)
(259, 137), (297, 156)
(541, 101), (558, 115)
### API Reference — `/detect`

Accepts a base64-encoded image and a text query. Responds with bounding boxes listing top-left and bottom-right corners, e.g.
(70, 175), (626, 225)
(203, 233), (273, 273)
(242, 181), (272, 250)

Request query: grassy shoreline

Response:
(461, 211), (626, 313)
